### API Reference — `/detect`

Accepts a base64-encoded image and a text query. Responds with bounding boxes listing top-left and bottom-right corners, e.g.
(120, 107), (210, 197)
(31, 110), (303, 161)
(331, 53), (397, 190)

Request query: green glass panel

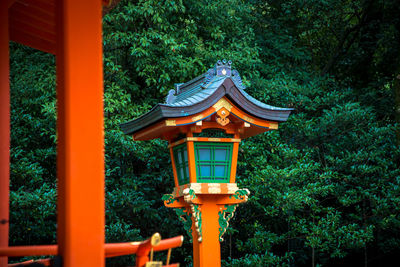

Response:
(194, 142), (233, 183)
(185, 165), (189, 178)
(199, 148), (211, 161)
(200, 165), (211, 177)
(215, 149), (227, 161)
(215, 165), (226, 177)
(173, 143), (190, 185)
(177, 152), (182, 164)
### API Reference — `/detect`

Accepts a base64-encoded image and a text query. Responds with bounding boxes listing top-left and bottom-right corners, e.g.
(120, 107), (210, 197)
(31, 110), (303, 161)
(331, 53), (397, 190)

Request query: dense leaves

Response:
(9, 0), (400, 266)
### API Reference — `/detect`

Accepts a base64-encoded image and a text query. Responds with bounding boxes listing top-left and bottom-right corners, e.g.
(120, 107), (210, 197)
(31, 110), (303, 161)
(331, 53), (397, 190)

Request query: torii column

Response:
(56, 0), (105, 266)
(0, 1), (11, 266)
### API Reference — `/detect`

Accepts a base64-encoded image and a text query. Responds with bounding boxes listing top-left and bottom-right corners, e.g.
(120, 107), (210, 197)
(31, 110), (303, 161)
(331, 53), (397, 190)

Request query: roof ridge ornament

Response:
(215, 59), (232, 77)
(231, 69), (245, 90)
(201, 60), (246, 90)
(166, 83), (184, 104)
(165, 61), (251, 104)
(166, 89), (176, 104)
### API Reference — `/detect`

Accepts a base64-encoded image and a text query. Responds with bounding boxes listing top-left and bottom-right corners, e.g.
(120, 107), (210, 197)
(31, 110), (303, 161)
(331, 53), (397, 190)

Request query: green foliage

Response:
(9, 45), (57, 249)
(9, 0), (400, 266)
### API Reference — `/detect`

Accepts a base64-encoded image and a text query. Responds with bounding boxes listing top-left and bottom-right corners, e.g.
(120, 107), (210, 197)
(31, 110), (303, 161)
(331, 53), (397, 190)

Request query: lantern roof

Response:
(121, 60), (293, 139)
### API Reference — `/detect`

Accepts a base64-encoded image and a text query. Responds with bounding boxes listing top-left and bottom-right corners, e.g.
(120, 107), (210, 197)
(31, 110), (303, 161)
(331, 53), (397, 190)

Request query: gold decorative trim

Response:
(150, 233), (162, 246)
(186, 137), (199, 142)
(227, 184), (239, 194)
(172, 183), (242, 196)
(213, 98), (232, 112)
(208, 138), (221, 142)
(191, 114), (204, 122)
(189, 183), (202, 192)
(216, 107), (230, 126)
(208, 183), (221, 194)
(243, 115), (254, 123)
(216, 117), (230, 126)
(165, 120), (176, 126)
(269, 122), (279, 129)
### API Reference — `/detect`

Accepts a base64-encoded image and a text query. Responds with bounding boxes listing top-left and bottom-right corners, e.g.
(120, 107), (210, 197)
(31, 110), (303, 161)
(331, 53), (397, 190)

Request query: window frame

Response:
(194, 142), (233, 183)
(173, 143), (190, 185)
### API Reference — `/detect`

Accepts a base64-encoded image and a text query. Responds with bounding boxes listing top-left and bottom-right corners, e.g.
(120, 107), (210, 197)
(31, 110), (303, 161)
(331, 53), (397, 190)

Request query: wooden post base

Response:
(163, 186), (250, 267)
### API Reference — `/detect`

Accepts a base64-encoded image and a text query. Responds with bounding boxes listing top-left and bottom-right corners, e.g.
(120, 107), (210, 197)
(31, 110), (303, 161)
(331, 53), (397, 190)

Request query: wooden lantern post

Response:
(122, 60), (293, 267)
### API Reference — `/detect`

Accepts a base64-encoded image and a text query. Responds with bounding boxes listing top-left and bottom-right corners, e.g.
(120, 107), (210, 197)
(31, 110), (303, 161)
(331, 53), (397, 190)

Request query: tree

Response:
(9, 0), (400, 266)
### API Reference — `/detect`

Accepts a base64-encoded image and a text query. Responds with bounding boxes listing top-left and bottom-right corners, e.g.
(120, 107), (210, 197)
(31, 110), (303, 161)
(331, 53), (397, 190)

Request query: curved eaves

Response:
(121, 78), (293, 135)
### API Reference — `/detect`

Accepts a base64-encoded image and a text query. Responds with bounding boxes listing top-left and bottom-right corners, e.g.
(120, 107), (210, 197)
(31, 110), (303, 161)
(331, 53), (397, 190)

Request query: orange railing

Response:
(0, 233), (183, 267)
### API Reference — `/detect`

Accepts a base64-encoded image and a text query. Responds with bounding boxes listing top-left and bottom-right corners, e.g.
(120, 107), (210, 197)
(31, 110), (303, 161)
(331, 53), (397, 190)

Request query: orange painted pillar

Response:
(56, 0), (105, 266)
(0, 2), (10, 266)
(165, 191), (249, 267)
(192, 229), (200, 267)
(193, 196), (221, 267)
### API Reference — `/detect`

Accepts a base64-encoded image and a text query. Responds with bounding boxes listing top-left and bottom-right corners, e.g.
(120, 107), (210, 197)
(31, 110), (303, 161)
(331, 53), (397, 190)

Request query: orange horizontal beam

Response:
(8, 258), (51, 267)
(0, 245), (57, 257)
(10, 19), (56, 43)
(10, 2), (54, 24)
(9, 12), (54, 35)
(104, 242), (140, 258)
(9, 9), (55, 34)
(153, 235), (184, 252)
(0, 236), (184, 258)
(9, 28), (55, 54)
(15, 0), (55, 16)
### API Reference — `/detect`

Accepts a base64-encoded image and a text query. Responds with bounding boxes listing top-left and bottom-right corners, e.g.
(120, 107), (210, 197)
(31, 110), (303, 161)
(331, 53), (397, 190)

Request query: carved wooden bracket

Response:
(216, 107), (230, 126)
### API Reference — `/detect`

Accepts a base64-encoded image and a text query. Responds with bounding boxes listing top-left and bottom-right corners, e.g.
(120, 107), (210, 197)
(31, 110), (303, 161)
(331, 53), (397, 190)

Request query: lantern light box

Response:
(121, 60), (293, 267)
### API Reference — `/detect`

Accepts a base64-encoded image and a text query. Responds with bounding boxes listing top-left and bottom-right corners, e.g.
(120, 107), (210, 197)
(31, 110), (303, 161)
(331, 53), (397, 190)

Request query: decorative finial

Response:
(215, 59), (231, 77)
(201, 60), (245, 90)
